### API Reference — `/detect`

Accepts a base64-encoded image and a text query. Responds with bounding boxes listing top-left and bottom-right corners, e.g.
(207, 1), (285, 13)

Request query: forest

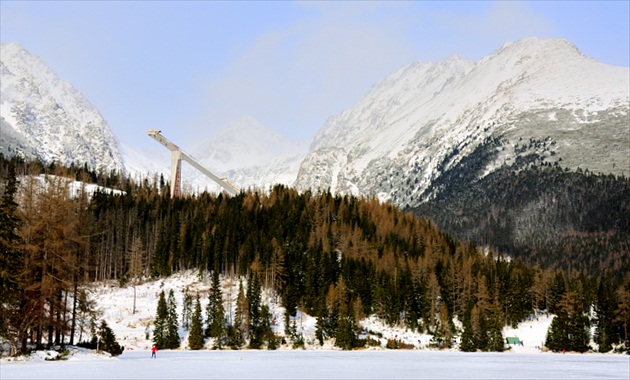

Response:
(413, 137), (630, 277)
(0, 154), (629, 356)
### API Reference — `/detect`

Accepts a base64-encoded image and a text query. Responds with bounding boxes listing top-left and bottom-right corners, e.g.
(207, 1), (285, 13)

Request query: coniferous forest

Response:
(1, 154), (629, 356)
(412, 137), (630, 277)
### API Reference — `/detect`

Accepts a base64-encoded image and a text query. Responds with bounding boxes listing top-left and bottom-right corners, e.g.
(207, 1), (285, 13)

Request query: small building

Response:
(506, 337), (521, 345)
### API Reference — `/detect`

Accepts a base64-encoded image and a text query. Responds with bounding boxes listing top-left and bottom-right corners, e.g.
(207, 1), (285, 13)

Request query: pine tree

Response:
(205, 270), (226, 348)
(615, 284), (630, 352)
(459, 314), (476, 352)
(430, 303), (454, 349)
(166, 289), (180, 349)
(334, 277), (357, 350)
(153, 290), (168, 349)
(181, 288), (193, 330)
(486, 300), (505, 352)
(594, 278), (616, 353)
(229, 279), (247, 349)
(97, 320), (123, 356)
(247, 273), (263, 349)
(188, 295), (204, 350)
(127, 236), (144, 315)
(314, 294), (327, 346)
(545, 291), (590, 352)
(0, 166), (25, 355)
(260, 304), (277, 349)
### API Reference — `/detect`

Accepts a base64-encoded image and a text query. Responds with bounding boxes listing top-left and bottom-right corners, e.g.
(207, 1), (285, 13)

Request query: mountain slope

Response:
(0, 42), (124, 173)
(184, 117), (308, 192)
(294, 38), (630, 208)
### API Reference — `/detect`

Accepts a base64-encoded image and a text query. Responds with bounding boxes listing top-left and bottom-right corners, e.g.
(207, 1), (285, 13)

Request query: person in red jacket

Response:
(151, 345), (157, 358)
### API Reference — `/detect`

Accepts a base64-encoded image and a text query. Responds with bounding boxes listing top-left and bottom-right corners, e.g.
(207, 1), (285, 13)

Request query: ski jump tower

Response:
(147, 130), (240, 198)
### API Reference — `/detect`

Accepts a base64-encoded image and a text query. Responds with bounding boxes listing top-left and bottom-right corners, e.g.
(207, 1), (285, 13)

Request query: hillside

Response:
(412, 137), (630, 276)
(293, 37), (629, 276)
(89, 270), (555, 352)
(2, 157), (628, 356)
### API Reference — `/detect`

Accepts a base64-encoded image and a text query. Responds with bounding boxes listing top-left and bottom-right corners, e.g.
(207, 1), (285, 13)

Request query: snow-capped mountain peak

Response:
(192, 116), (307, 170)
(0, 42), (124, 173)
(295, 37), (630, 206)
(163, 117), (309, 192)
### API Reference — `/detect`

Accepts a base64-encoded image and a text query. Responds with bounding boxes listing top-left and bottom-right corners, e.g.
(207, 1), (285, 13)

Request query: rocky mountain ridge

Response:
(0, 42), (124, 173)
(294, 38), (629, 208)
(2, 38), (628, 206)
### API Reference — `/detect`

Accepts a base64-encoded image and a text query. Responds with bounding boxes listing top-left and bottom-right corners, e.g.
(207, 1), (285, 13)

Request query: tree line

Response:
(0, 154), (629, 354)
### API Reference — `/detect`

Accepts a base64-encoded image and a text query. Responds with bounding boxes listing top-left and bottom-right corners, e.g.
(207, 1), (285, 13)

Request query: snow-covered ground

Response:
(86, 270), (557, 352)
(2, 350), (627, 379)
(2, 271), (628, 379)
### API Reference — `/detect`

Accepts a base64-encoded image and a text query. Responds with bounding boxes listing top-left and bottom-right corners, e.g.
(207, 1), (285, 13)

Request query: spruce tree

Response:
(545, 291), (590, 352)
(153, 290), (168, 348)
(97, 320), (123, 356)
(594, 279), (617, 353)
(314, 295), (327, 346)
(0, 166), (24, 355)
(487, 302), (505, 352)
(229, 279), (247, 349)
(334, 277), (358, 350)
(205, 270), (226, 344)
(335, 316), (357, 350)
(260, 304), (277, 349)
(284, 309), (292, 337)
(247, 273), (263, 348)
(181, 288), (193, 330)
(616, 285), (630, 352)
(188, 295), (204, 350)
(546, 313), (569, 352)
(166, 289), (180, 349)
(459, 315), (476, 352)
(430, 303), (454, 349)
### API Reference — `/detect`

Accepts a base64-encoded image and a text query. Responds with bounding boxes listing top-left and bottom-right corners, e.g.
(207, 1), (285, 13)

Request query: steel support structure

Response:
(147, 130), (239, 197)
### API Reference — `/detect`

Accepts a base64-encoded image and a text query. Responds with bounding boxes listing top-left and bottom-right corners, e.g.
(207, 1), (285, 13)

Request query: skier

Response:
(151, 345), (157, 358)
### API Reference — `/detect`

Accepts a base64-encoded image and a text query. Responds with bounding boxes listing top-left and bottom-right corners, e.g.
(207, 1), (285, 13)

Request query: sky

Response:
(1, 1), (629, 152)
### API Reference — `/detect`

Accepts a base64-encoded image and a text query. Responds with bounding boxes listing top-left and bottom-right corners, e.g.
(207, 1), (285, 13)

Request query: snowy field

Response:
(2, 349), (627, 379)
(77, 271), (561, 353)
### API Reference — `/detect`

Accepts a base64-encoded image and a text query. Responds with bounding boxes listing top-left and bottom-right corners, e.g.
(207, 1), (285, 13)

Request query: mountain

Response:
(182, 117), (309, 192)
(294, 37), (630, 275)
(294, 38), (629, 208)
(0, 42), (124, 173)
(0, 42), (305, 192)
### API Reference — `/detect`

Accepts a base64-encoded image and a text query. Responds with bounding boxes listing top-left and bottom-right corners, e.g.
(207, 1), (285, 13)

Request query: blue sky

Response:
(1, 1), (629, 152)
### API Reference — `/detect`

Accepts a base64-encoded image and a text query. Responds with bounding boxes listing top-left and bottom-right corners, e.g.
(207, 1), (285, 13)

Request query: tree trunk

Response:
(48, 302), (54, 347)
(70, 281), (78, 345)
(61, 290), (68, 344)
(133, 285), (137, 315)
